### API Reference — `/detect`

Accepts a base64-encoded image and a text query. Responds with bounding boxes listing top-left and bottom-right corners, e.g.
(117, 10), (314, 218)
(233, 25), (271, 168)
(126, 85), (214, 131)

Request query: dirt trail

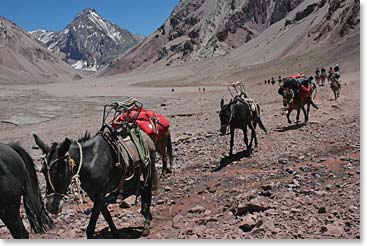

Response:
(0, 73), (360, 239)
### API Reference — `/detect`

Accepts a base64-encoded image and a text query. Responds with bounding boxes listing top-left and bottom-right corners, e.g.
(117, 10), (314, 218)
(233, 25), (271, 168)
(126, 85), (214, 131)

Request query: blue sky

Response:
(0, 0), (180, 36)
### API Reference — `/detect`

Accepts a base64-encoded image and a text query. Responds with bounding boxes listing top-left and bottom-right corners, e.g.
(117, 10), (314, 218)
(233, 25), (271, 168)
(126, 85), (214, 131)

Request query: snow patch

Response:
(72, 60), (98, 72)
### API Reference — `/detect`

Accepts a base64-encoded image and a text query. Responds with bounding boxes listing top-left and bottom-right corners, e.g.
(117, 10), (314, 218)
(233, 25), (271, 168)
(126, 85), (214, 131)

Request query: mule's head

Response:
(33, 134), (72, 215)
(219, 98), (232, 135)
(278, 86), (294, 107)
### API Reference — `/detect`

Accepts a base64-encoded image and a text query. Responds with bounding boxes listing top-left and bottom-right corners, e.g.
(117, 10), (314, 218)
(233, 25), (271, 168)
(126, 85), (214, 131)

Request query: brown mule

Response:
(153, 126), (174, 176)
(280, 84), (319, 125)
(329, 75), (341, 100)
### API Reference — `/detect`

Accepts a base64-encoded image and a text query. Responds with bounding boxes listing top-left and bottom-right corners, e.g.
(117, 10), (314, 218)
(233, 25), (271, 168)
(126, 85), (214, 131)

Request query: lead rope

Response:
(69, 142), (84, 213)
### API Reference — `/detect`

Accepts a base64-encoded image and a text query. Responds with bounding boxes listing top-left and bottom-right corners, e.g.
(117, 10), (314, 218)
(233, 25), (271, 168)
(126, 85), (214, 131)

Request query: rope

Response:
(68, 142), (84, 213)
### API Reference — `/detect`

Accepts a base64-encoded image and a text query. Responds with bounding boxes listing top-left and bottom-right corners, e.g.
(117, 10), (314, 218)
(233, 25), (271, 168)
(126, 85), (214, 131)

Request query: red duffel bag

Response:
(298, 84), (312, 100)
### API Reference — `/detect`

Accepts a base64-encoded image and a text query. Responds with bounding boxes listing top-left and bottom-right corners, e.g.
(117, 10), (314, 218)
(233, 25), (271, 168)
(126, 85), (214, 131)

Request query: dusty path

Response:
(0, 73), (360, 239)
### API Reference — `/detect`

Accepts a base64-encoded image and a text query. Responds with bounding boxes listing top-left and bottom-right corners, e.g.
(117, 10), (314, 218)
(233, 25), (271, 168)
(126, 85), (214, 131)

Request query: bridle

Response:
(282, 87), (294, 105)
(41, 142), (84, 205)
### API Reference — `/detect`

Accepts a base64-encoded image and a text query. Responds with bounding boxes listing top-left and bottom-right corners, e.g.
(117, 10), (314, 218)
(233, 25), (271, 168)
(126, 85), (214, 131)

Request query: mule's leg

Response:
(229, 128), (234, 156)
(100, 205), (119, 238)
(1, 205), (28, 239)
(296, 107), (301, 125)
(140, 184), (153, 237)
(287, 109), (292, 124)
(161, 149), (169, 176)
(242, 127), (251, 155)
(302, 104), (308, 123)
(251, 120), (258, 148)
(86, 198), (103, 239)
(248, 123), (257, 151)
(306, 102), (311, 122)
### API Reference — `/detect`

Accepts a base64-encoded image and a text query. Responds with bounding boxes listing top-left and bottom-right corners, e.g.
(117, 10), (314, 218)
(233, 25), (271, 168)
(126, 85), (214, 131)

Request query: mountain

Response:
(0, 17), (81, 83)
(227, 0), (360, 67)
(100, 0), (306, 75)
(100, 0), (359, 77)
(30, 9), (144, 71)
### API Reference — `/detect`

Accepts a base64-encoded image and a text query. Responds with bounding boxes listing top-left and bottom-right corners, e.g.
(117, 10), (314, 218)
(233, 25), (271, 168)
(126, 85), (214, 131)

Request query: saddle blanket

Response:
(298, 84), (312, 100)
(113, 108), (170, 140)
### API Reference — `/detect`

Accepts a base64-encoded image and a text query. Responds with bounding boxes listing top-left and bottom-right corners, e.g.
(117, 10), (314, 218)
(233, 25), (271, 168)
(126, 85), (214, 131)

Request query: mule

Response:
(33, 131), (158, 239)
(0, 143), (52, 238)
(153, 127), (173, 175)
(329, 74), (341, 100)
(219, 97), (267, 156)
(113, 110), (173, 176)
(278, 83), (318, 124)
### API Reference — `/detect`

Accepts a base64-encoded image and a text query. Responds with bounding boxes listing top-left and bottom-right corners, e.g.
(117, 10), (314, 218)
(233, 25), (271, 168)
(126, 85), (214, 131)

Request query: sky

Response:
(0, 0), (180, 36)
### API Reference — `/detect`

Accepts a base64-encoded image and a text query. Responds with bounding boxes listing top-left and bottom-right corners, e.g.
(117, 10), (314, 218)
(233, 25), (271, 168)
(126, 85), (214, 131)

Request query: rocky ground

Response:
(0, 72), (360, 239)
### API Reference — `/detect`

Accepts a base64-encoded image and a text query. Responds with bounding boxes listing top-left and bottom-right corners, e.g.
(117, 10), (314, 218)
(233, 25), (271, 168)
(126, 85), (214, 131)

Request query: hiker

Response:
(334, 64), (340, 78)
(320, 67), (327, 86)
(327, 67), (333, 83)
(278, 76), (282, 86)
(315, 68), (320, 85)
(271, 77), (276, 85)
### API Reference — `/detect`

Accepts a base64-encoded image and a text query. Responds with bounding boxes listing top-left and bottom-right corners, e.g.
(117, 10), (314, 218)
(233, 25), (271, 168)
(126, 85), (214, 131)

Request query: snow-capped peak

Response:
(29, 8), (143, 72)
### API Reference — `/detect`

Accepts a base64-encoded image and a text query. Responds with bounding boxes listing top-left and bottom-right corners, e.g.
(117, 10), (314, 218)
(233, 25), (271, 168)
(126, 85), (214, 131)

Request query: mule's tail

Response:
(310, 82), (319, 109)
(256, 104), (268, 134)
(10, 144), (53, 233)
(166, 132), (174, 169)
(150, 151), (160, 192)
(311, 82), (318, 100)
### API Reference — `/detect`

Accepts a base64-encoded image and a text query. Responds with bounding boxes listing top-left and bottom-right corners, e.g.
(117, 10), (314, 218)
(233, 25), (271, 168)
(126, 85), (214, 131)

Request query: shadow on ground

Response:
(212, 150), (250, 172)
(274, 122), (307, 132)
(94, 226), (144, 239)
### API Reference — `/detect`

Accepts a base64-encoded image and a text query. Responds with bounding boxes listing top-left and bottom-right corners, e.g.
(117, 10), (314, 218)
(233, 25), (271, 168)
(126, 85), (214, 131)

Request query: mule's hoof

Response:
(142, 228), (150, 237)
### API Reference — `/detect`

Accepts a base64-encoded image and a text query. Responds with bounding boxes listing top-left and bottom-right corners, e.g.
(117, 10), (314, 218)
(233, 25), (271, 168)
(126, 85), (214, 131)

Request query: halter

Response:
(282, 87), (294, 105)
(42, 142), (84, 211)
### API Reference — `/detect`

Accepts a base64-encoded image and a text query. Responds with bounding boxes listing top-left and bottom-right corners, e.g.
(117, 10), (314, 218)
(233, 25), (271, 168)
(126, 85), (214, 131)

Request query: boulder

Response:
(188, 205), (206, 214)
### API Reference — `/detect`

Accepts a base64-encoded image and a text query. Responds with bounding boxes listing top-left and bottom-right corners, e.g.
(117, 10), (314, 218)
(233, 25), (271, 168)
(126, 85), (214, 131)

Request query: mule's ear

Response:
(58, 138), (71, 156)
(33, 134), (50, 154)
(220, 98), (224, 108)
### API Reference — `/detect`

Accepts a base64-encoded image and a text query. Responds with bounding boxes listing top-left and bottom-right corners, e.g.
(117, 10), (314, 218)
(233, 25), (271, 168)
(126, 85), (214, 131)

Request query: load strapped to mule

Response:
(228, 81), (257, 114)
(99, 97), (151, 180)
(283, 74), (317, 102)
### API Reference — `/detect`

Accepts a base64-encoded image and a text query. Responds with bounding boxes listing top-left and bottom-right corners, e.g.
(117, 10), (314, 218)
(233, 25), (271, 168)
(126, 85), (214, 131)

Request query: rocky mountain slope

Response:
(100, 0), (305, 75)
(31, 9), (143, 71)
(0, 17), (81, 83)
(228, 0), (360, 67)
(100, 0), (359, 76)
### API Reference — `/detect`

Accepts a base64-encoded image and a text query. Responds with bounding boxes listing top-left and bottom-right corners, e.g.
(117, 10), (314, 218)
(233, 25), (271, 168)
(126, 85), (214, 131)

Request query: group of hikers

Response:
(264, 76), (283, 86)
(314, 64), (341, 87)
(265, 64), (341, 89)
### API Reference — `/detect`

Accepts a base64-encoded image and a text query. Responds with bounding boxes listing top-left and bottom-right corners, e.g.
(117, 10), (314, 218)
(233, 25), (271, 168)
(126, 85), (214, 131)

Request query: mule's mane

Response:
(77, 131), (91, 143)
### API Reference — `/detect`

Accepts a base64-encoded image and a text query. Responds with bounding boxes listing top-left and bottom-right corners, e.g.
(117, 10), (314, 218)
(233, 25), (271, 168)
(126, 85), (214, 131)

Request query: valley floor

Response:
(0, 72), (360, 239)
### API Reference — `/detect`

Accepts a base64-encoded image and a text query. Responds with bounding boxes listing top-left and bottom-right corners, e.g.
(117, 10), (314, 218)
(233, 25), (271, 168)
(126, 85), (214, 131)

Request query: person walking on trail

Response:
(278, 76), (282, 86)
(331, 64), (341, 86)
(327, 67), (334, 83)
(315, 67), (320, 85)
(320, 67), (327, 86)
(271, 77), (276, 85)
